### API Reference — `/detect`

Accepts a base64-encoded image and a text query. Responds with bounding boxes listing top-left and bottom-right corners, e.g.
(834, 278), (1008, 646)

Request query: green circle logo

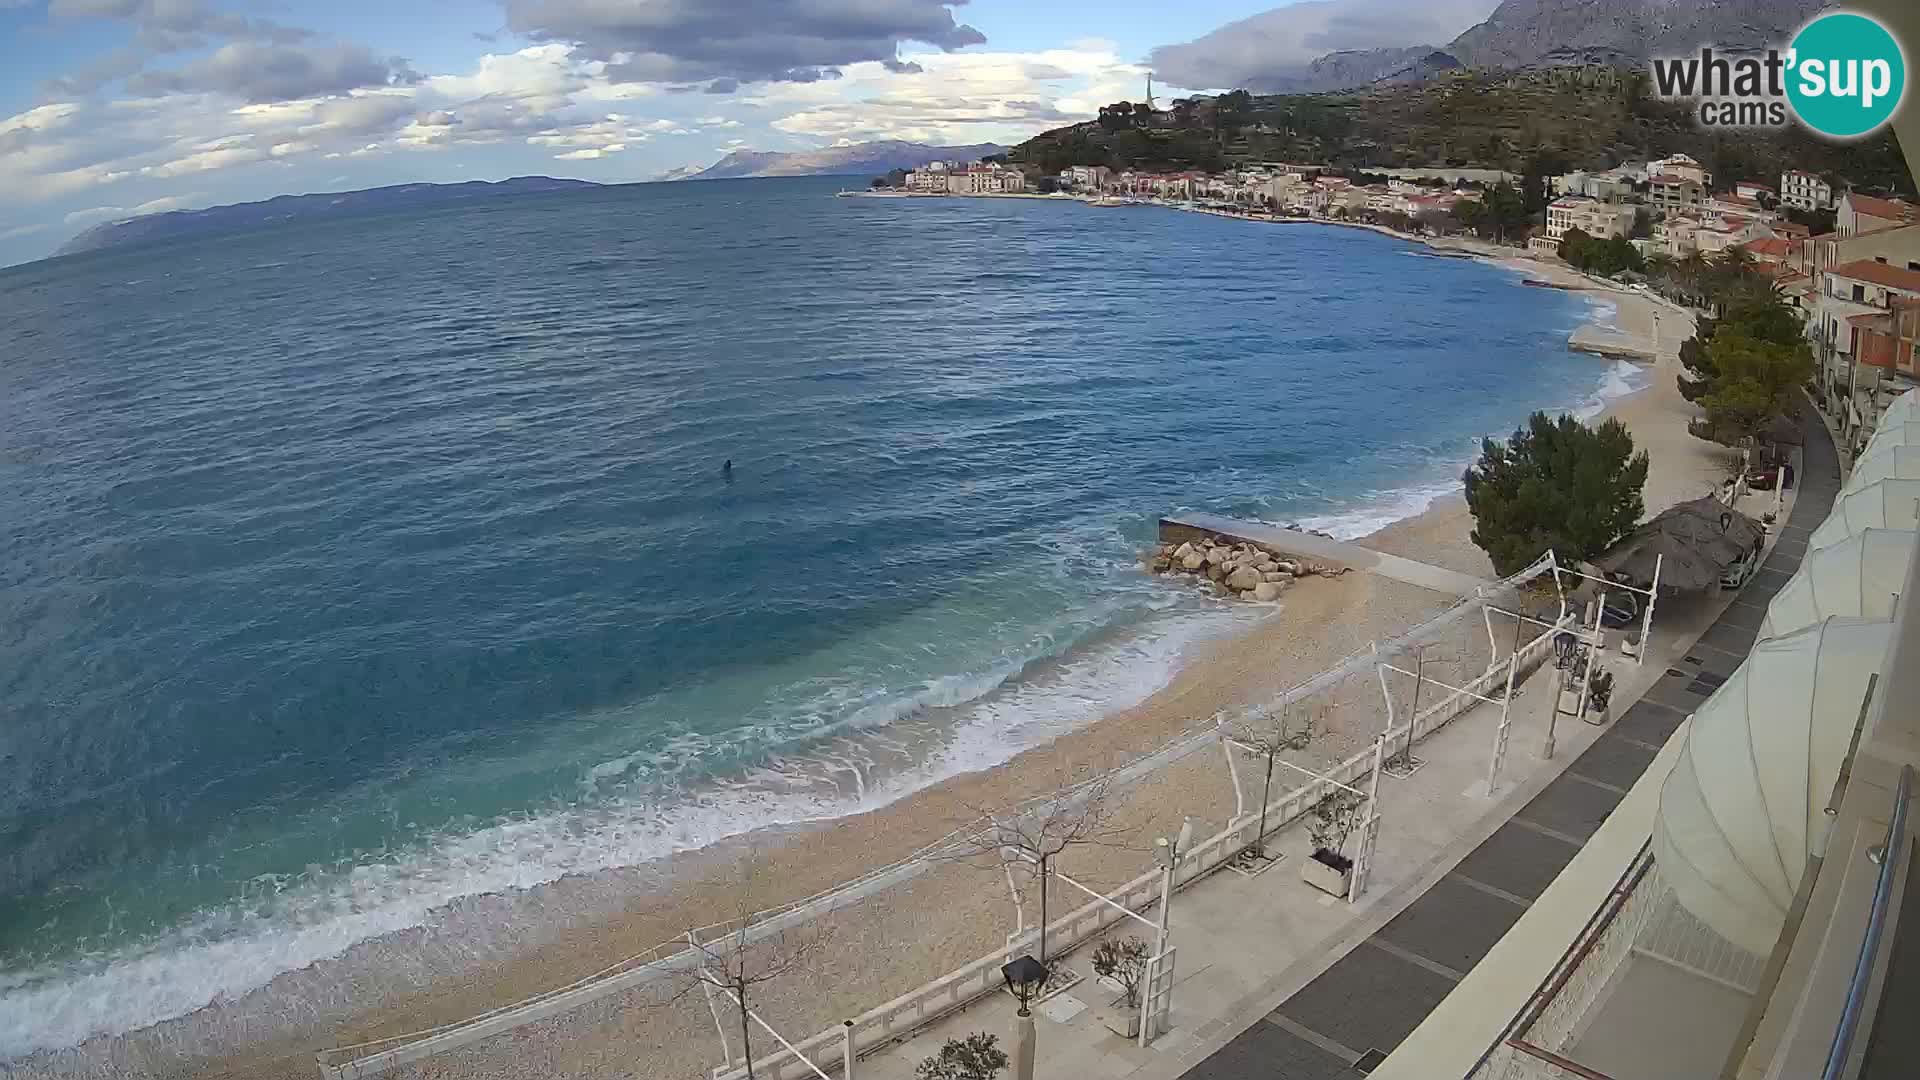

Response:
(1786, 12), (1906, 139)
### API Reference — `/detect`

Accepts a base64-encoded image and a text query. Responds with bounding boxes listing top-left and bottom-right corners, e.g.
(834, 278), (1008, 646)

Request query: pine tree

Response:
(1464, 412), (1650, 576)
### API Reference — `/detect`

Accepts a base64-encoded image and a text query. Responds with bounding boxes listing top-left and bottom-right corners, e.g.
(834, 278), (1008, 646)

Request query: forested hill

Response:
(1009, 71), (1912, 196)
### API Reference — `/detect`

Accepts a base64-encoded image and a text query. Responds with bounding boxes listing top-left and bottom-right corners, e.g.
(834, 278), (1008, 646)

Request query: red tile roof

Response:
(1848, 194), (1919, 222)
(1743, 237), (1792, 258)
(1828, 259), (1920, 293)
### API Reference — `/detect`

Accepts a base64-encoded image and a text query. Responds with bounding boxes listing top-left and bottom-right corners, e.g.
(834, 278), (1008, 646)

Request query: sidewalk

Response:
(1156, 398), (1841, 1080)
(839, 597), (1729, 1080)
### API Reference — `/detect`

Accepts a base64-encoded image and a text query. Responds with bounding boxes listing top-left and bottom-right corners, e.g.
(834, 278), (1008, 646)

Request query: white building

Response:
(1546, 197), (1636, 243)
(1781, 169), (1833, 211)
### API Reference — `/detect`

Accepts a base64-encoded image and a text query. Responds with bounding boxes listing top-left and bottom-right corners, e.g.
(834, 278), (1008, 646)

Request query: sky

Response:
(0, 0), (1501, 267)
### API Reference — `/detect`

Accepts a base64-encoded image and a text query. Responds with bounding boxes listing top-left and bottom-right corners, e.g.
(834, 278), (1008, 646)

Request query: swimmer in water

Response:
(722, 458), (734, 480)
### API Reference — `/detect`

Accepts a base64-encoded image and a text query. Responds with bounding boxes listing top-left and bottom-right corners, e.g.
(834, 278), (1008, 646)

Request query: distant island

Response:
(662, 140), (1007, 182)
(53, 176), (600, 258)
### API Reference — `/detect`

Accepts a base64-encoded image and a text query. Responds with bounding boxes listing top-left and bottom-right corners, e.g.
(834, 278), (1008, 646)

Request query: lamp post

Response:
(1001, 955), (1046, 1080)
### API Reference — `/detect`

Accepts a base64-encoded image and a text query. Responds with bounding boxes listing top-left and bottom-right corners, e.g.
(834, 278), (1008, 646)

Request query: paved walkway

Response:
(1160, 513), (1492, 598)
(1174, 400), (1841, 1079)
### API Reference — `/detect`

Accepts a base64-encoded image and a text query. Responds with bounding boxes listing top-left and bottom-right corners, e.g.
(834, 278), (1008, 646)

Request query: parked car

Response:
(1746, 465), (1779, 491)
(1720, 550), (1756, 590)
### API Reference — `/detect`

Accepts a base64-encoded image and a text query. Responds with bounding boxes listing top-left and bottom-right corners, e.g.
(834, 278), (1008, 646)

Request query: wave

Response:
(0, 593), (1245, 1062)
(1574, 358), (1649, 421)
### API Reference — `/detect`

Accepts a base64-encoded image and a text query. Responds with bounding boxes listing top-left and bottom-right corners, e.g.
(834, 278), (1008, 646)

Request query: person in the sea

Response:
(722, 458), (733, 480)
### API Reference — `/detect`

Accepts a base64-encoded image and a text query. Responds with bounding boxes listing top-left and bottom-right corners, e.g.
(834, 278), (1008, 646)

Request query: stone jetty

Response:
(1144, 534), (1346, 601)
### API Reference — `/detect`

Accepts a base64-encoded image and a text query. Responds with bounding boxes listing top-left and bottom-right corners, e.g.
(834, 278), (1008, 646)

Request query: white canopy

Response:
(1654, 617), (1890, 954)
(1879, 390), (1919, 430)
(1861, 421), (1920, 459)
(1845, 444), (1920, 494)
(1808, 478), (1920, 552)
(1759, 529), (1913, 639)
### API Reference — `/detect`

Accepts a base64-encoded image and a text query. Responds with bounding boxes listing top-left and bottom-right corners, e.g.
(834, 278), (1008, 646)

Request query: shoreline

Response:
(11, 215), (1716, 1080)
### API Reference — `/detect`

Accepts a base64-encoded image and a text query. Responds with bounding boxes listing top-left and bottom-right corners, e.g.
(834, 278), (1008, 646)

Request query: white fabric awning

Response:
(1808, 478), (1920, 552)
(1760, 529), (1913, 639)
(1654, 616), (1890, 954)
(1862, 421), (1920, 460)
(1845, 444), (1920, 494)
(1880, 389), (1919, 430)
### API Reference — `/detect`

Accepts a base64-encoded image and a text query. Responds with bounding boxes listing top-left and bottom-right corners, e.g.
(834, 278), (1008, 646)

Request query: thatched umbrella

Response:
(1597, 496), (1765, 590)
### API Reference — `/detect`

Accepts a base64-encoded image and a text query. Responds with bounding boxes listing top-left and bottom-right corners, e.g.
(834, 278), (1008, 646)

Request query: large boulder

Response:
(1253, 581), (1285, 601)
(1207, 564), (1227, 582)
(1227, 566), (1264, 592)
(1173, 542), (1196, 561)
(1263, 570), (1292, 582)
(1182, 549), (1207, 570)
(1206, 546), (1231, 565)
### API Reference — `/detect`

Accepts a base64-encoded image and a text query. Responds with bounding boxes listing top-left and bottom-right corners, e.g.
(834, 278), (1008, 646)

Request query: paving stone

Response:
(1376, 875), (1526, 975)
(1455, 822), (1581, 901)
(1572, 731), (1661, 790)
(1517, 774), (1623, 841)
(1274, 943), (1457, 1058)
(1182, 1017), (1352, 1080)
(1612, 700), (1686, 746)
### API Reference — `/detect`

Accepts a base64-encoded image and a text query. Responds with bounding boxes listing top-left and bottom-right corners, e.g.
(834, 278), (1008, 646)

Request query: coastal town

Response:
(880, 152), (1920, 461)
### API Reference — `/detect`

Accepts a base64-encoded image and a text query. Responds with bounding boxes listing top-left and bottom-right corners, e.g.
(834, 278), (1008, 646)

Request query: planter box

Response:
(1096, 1000), (1141, 1039)
(1299, 849), (1352, 898)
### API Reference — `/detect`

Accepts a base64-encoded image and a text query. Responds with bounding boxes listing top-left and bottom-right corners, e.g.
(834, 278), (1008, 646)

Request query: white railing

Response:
(708, 614), (1570, 1080)
(319, 554), (1569, 1079)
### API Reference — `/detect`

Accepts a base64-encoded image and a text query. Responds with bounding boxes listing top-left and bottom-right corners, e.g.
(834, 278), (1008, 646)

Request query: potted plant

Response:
(1587, 668), (1615, 722)
(1091, 937), (1150, 1038)
(918, 1033), (1009, 1080)
(1300, 791), (1363, 898)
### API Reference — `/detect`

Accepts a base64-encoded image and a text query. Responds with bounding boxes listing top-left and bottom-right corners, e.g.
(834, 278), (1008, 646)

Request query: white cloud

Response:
(764, 46), (1165, 145)
(0, 223), (51, 242)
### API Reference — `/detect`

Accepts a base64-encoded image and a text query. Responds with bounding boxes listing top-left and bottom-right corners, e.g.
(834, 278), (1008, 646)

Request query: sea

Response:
(0, 176), (1643, 1060)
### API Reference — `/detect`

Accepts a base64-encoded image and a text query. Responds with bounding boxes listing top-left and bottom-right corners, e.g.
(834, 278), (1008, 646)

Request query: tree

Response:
(1229, 706), (1317, 859)
(946, 770), (1128, 977)
(918, 1033), (1009, 1080)
(1631, 207), (1653, 239)
(679, 860), (833, 1080)
(1463, 412), (1650, 575)
(1478, 181), (1530, 243)
(1091, 937), (1152, 1008)
(1697, 329), (1814, 444)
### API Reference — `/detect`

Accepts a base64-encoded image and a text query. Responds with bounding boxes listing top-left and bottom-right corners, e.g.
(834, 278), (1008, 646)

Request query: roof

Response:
(1743, 237), (1792, 258)
(1848, 193), (1918, 222)
(1828, 259), (1920, 293)
(1715, 193), (1763, 208)
(1785, 169), (1823, 181)
(1737, 181), (1776, 192)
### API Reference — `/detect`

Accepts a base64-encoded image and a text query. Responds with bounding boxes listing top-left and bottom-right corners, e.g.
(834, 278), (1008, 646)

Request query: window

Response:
(1854, 284), (1867, 301)
(1877, 256), (1888, 264)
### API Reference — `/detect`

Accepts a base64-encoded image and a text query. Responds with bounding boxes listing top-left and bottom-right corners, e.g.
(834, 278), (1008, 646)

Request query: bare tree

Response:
(1228, 704), (1318, 860)
(1390, 643), (1455, 773)
(941, 767), (1134, 976)
(675, 858), (834, 1080)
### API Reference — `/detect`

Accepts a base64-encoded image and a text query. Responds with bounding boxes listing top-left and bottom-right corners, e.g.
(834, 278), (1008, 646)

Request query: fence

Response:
(317, 553), (1572, 1079)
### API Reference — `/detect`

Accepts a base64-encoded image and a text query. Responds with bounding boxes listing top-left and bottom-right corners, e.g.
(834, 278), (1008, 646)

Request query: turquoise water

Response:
(0, 177), (1634, 1056)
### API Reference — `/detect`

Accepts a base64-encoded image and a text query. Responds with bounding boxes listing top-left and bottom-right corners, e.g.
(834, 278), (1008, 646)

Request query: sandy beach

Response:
(24, 236), (1730, 1080)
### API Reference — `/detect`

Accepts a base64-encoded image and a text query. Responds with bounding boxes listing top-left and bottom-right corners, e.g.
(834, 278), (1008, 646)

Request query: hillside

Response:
(1010, 69), (1913, 196)
(666, 141), (1007, 181)
(1168, 0), (1827, 96)
(54, 177), (598, 258)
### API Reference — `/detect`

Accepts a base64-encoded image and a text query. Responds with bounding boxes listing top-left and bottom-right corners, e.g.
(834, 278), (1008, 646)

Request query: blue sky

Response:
(0, 0), (1499, 266)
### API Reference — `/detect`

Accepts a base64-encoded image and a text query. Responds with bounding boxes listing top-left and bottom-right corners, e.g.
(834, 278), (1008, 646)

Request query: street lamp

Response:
(1001, 955), (1046, 1080)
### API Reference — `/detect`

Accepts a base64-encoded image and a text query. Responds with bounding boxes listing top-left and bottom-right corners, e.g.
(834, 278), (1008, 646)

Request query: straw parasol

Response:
(1597, 496), (1765, 590)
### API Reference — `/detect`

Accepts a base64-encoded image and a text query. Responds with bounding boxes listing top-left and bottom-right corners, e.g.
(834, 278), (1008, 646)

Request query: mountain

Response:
(1250, 0), (1824, 94)
(53, 176), (599, 258)
(1444, 0), (1825, 69)
(1263, 47), (1464, 94)
(666, 140), (1008, 181)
